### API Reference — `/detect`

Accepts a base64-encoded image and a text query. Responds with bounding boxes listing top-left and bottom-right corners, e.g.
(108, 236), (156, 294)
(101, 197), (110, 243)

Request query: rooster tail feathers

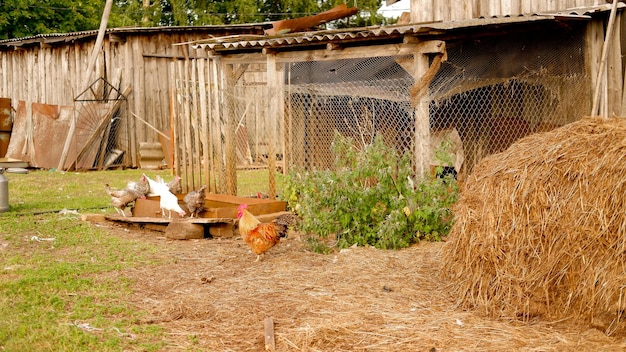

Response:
(272, 213), (300, 238)
(272, 213), (299, 227)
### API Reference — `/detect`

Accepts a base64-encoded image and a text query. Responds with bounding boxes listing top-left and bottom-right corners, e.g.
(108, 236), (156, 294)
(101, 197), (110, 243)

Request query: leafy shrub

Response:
(283, 132), (458, 252)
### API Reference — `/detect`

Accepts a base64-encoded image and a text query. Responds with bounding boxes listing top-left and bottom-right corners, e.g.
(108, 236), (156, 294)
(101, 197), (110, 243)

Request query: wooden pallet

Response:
(105, 193), (287, 239)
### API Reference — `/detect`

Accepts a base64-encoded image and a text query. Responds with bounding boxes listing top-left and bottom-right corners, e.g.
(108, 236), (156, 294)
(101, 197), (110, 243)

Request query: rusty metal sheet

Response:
(0, 98), (11, 157)
(0, 132), (9, 158)
(30, 103), (73, 169)
(4, 102), (75, 169)
(4, 100), (27, 161)
(0, 98), (11, 132)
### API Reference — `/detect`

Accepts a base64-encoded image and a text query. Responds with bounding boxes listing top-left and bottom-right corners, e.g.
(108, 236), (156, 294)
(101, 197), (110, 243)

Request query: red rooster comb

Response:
(237, 203), (248, 219)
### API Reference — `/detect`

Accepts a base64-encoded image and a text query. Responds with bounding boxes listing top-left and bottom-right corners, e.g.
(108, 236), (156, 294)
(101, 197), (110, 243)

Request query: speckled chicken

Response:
(105, 184), (143, 217)
(183, 185), (206, 218)
(127, 174), (150, 198)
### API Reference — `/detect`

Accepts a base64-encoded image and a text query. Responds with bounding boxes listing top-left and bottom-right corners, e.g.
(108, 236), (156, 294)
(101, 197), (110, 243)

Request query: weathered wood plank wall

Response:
(410, 0), (609, 22)
(0, 27), (265, 168)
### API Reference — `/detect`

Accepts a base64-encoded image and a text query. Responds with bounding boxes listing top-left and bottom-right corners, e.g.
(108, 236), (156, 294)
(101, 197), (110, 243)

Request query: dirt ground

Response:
(97, 221), (626, 351)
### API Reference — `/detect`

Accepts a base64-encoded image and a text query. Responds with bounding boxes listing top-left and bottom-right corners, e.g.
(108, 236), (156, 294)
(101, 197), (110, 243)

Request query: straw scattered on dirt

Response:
(442, 116), (626, 336)
(98, 218), (625, 351)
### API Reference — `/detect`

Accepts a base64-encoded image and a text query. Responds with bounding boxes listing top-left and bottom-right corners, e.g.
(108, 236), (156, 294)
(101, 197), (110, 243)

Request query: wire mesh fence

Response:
(72, 78), (129, 171)
(173, 28), (589, 195)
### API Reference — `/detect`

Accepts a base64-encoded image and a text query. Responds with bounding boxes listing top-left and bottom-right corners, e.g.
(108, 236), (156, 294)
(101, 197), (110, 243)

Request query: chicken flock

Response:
(105, 175), (299, 261)
(104, 174), (204, 218)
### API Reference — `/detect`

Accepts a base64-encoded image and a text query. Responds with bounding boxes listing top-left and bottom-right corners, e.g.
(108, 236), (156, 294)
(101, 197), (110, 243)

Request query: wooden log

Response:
(265, 4), (358, 35)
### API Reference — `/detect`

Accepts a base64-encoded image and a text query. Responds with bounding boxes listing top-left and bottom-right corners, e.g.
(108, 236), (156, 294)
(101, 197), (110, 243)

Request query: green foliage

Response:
(0, 0), (103, 40)
(284, 132), (458, 252)
(0, 0), (390, 39)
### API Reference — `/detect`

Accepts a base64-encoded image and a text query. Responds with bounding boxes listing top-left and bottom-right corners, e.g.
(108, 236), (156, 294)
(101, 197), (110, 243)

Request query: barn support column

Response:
(407, 39), (446, 178)
(222, 63), (238, 196)
(265, 50), (284, 199)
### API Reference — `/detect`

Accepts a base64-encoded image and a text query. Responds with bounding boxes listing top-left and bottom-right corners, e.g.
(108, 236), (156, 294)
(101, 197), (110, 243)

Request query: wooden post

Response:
(223, 63), (238, 196)
(266, 52), (282, 199)
(57, 0), (113, 170)
(591, 0), (619, 117)
(197, 59), (212, 192)
(408, 40), (446, 178)
(211, 58), (226, 194)
(169, 60), (179, 176)
(413, 53), (430, 178)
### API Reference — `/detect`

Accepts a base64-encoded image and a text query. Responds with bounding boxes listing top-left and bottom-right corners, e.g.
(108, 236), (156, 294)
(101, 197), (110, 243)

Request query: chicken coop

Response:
(171, 3), (623, 196)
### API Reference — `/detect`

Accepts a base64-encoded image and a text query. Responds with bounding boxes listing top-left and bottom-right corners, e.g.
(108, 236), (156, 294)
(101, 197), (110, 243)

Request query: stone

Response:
(165, 221), (205, 240)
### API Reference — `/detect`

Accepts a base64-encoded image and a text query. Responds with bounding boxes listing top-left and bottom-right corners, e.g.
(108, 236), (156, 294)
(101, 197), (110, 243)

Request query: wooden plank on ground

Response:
(264, 317), (275, 352)
(105, 215), (233, 224)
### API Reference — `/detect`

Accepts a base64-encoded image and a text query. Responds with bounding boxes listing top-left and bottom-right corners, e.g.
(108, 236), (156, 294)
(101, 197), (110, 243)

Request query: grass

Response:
(0, 167), (280, 351)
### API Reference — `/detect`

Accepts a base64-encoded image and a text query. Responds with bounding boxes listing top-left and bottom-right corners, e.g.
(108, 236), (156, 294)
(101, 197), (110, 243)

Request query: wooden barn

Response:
(0, 25), (267, 170)
(171, 1), (626, 196)
(1, 1), (625, 199)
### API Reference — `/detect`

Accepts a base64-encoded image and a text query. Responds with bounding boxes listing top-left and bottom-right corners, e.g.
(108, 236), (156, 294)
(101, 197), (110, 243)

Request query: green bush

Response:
(284, 132), (459, 252)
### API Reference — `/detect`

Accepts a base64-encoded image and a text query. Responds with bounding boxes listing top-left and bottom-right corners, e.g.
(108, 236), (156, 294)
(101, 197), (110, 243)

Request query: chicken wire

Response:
(73, 77), (129, 170)
(174, 27), (589, 194)
(279, 29), (588, 179)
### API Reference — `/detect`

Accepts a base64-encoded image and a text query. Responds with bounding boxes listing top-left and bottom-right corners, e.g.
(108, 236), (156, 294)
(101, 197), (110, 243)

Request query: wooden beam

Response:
(130, 112), (171, 141)
(57, 0), (113, 170)
(273, 43), (421, 63)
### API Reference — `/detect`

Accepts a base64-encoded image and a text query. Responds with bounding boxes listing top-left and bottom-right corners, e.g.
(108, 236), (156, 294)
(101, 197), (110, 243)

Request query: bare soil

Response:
(98, 221), (625, 351)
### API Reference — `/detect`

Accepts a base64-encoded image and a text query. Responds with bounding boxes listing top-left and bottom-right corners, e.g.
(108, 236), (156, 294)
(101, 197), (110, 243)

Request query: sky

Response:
(377, 0), (410, 19)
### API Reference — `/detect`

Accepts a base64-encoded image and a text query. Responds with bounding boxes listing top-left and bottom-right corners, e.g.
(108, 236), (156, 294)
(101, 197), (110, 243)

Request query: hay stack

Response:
(442, 117), (626, 334)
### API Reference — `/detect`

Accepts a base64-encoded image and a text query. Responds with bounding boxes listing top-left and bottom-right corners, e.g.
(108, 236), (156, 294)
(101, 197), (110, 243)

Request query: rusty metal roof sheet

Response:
(191, 3), (624, 53)
(0, 24), (270, 47)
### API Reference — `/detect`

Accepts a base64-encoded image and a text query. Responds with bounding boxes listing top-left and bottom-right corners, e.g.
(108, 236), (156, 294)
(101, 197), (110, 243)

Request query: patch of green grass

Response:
(0, 167), (275, 350)
(4, 168), (283, 215)
(0, 214), (164, 351)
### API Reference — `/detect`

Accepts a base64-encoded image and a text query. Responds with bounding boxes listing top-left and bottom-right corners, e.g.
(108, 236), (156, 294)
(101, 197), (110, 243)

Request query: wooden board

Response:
(131, 193), (286, 219)
(105, 215), (233, 225)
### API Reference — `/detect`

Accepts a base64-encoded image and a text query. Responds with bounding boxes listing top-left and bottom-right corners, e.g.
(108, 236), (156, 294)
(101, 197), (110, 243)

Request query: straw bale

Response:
(442, 116), (626, 335)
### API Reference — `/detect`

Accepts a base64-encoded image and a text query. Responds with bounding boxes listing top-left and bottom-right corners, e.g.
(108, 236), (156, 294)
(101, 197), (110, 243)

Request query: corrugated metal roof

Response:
(0, 24), (270, 46)
(191, 3), (623, 53)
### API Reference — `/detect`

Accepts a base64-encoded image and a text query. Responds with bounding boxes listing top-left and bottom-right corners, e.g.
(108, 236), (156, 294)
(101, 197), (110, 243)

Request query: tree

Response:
(0, 0), (103, 40)
(0, 0), (390, 39)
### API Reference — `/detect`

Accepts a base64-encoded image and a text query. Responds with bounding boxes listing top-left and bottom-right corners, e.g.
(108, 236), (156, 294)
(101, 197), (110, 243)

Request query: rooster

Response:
(237, 204), (298, 261)
(183, 185), (206, 218)
(105, 184), (143, 217)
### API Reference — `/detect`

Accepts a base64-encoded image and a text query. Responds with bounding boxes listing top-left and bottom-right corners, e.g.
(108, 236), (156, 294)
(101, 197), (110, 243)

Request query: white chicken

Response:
(159, 189), (186, 219)
(143, 174), (186, 218)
